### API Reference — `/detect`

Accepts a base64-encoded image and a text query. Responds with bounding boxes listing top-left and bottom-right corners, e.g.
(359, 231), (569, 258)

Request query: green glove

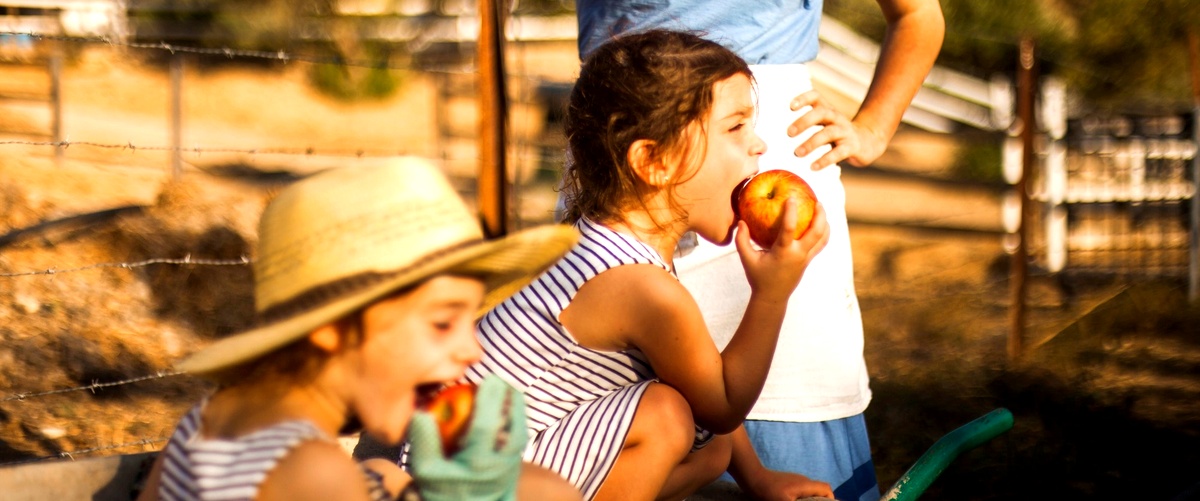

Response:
(407, 375), (529, 501)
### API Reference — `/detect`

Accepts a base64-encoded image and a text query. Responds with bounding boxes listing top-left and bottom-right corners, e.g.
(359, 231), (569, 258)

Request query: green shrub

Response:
(952, 140), (1003, 184)
(307, 63), (402, 102)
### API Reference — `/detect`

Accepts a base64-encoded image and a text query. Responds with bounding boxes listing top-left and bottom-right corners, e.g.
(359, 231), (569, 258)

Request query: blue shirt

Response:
(576, 0), (823, 63)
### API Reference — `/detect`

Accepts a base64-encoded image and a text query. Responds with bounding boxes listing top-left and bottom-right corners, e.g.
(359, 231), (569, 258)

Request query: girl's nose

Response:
(459, 329), (484, 364)
(750, 132), (767, 157)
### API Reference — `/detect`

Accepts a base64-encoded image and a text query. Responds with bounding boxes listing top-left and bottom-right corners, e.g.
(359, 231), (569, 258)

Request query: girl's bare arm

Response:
(562, 204), (829, 433)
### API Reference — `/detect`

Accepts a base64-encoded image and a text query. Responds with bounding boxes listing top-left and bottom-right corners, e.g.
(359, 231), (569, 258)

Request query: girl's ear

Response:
(628, 139), (672, 187)
(308, 323), (343, 353)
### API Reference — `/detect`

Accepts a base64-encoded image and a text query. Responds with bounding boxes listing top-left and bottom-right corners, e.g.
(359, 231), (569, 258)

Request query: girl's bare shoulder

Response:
(259, 440), (371, 501)
(564, 263), (700, 350)
(580, 263), (687, 311)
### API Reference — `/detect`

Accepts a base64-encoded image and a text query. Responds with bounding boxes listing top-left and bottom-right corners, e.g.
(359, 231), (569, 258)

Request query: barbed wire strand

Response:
(1, 370), (186, 403)
(0, 437), (169, 466)
(0, 140), (411, 158)
(0, 255), (251, 278)
(1, 31), (475, 74)
(0, 140), (568, 165)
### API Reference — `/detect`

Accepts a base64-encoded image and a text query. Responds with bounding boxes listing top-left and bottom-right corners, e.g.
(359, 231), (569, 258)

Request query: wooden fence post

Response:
(1010, 37), (1036, 360)
(477, 0), (510, 237)
(169, 54), (184, 181)
(49, 44), (63, 164)
(1188, 31), (1200, 302)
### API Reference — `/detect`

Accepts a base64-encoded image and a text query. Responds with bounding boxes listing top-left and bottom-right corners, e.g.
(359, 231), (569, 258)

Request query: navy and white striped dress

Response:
(158, 403), (391, 501)
(465, 218), (713, 500)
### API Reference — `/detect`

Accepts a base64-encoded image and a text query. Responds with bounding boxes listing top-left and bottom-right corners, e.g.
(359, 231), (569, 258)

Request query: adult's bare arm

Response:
(795, 0), (946, 170)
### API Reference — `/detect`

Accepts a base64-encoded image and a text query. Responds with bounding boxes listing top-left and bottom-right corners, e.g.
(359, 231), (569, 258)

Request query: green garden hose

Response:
(880, 407), (1014, 501)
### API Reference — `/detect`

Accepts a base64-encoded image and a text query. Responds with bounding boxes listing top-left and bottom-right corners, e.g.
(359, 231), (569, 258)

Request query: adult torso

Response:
(575, 0), (823, 63)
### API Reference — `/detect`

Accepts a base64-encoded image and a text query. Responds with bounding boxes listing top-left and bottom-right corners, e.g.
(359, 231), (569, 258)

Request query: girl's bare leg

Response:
(519, 463), (584, 501)
(592, 383), (696, 501)
(656, 433), (732, 501)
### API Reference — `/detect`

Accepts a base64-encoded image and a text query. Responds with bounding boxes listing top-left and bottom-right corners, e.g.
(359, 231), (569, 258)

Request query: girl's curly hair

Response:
(560, 29), (751, 226)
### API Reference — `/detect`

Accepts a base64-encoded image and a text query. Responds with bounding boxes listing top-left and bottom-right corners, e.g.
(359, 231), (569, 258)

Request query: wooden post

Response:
(1188, 31), (1200, 302)
(477, 0), (509, 237)
(49, 45), (63, 164)
(1010, 37), (1036, 361)
(169, 54), (184, 181)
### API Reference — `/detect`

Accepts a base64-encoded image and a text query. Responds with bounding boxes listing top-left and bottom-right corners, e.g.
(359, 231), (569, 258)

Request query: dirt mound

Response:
(0, 160), (272, 461)
(0, 43), (452, 464)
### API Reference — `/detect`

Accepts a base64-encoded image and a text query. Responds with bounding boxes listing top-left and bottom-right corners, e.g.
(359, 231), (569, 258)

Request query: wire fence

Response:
(1, 438), (169, 467)
(1, 371), (183, 404)
(0, 139), (569, 166)
(0, 256), (250, 278)
(0, 254), (250, 465)
(0, 16), (584, 466)
(0, 20), (573, 220)
(2, 31), (487, 74)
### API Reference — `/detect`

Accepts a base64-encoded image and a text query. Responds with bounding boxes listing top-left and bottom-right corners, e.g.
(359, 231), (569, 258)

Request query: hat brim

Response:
(175, 224), (578, 376)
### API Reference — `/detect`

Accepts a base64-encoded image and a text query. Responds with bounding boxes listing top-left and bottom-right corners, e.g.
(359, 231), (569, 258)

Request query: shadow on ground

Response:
(866, 278), (1200, 501)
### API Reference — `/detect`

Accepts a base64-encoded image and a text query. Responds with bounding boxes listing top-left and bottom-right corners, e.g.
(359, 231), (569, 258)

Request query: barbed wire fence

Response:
(0, 255), (255, 466)
(0, 256), (250, 279)
(0, 24), (578, 466)
(0, 27), (570, 179)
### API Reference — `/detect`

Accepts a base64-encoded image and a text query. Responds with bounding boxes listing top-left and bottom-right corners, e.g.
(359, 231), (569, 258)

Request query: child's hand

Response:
(406, 375), (529, 501)
(734, 196), (829, 303)
(742, 467), (836, 501)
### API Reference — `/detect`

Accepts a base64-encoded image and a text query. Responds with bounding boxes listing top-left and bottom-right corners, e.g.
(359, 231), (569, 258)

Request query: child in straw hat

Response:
(463, 30), (835, 500)
(136, 160), (581, 501)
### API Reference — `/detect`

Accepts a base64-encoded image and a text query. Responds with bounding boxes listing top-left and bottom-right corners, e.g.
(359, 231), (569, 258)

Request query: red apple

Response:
(734, 170), (818, 248)
(419, 382), (477, 456)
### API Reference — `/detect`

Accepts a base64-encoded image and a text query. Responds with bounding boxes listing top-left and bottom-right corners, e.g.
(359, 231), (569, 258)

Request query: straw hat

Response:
(176, 159), (578, 375)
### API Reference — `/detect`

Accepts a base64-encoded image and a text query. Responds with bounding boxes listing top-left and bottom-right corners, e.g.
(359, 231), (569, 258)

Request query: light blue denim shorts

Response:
(718, 413), (880, 501)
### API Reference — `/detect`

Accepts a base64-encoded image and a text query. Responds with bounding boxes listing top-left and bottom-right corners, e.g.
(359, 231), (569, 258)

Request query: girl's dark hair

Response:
(561, 29), (751, 225)
(208, 280), (432, 388)
(210, 310), (368, 387)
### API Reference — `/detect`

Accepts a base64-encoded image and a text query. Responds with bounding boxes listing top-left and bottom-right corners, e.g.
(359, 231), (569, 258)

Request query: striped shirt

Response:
(466, 218), (713, 500)
(158, 403), (390, 501)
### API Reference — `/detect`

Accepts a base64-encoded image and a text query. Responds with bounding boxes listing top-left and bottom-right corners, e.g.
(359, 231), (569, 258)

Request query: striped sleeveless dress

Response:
(465, 218), (713, 500)
(158, 403), (391, 501)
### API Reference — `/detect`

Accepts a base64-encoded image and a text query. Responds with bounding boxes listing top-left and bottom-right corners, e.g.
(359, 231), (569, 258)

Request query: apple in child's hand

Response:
(419, 382), (477, 457)
(734, 169), (818, 248)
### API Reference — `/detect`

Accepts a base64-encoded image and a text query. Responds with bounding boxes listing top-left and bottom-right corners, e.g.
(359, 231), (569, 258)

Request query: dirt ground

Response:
(1, 46), (1199, 500)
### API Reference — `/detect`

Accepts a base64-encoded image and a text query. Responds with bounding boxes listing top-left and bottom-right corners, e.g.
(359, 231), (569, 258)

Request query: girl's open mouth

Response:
(415, 382), (444, 408)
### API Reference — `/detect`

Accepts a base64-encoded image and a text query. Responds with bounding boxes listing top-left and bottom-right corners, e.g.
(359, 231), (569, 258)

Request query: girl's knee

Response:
(628, 383), (695, 454)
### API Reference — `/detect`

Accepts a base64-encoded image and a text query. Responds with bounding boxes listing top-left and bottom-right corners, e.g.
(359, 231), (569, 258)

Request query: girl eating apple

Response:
(464, 29), (834, 501)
